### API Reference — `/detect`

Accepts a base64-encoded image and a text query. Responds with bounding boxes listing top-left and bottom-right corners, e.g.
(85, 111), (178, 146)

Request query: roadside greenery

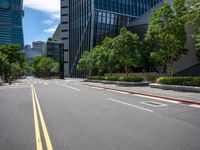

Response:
(77, 0), (199, 79)
(145, 0), (187, 76)
(185, 0), (200, 61)
(0, 44), (27, 81)
(77, 27), (141, 77)
(156, 77), (200, 86)
(32, 56), (59, 78)
(87, 76), (144, 82)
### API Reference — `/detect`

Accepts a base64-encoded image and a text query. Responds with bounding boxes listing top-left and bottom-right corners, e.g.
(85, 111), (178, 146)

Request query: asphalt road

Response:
(0, 77), (200, 150)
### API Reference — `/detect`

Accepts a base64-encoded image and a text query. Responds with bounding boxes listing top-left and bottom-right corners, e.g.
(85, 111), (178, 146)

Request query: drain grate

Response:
(140, 101), (168, 107)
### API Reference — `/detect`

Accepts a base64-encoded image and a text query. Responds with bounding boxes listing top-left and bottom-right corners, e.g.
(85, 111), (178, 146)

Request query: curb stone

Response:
(150, 83), (200, 93)
(82, 83), (200, 106)
(84, 79), (149, 86)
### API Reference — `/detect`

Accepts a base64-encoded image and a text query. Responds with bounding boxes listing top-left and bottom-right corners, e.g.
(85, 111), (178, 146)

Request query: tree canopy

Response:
(32, 56), (59, 78)
(77, 27), (141, 77)
(185, 0), (200, 61)
(145, 0), (187, 76)
(0, 44), (26, 81)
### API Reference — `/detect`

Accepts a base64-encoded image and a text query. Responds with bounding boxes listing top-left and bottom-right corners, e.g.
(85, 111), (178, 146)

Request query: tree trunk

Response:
(166, 58), (173, 77)
(2, 63), (5, 81)
(88, 70), (91, 77)
(109, 67), (113, 76)
(125, 66), (129, 77)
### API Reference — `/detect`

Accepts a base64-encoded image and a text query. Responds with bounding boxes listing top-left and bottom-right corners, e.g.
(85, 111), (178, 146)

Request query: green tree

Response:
(113, 27), (140, 76)
(145, 0), (187, 76)
(0, 44), (26, 80)
(92, 45), (107, 75)
(77, 51), (96, 77)
(0, 51), (8, 79)
(100, 37), (119, 76)
(32, 56), (59, 78)
(185, 0), (200, 60)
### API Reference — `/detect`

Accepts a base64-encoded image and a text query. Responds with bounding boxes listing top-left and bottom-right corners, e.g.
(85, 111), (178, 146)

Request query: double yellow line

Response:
(31, 84), (53, 150)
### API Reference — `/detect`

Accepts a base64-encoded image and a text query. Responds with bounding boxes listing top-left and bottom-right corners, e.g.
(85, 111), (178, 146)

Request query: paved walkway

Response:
(80, 81), (200, 103)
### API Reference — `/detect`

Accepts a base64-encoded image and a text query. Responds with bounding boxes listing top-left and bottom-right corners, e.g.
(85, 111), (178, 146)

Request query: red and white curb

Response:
(80, 83), (200, 109)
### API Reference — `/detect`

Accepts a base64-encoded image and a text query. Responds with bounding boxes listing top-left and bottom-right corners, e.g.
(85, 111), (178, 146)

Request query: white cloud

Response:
(42, 19), (53, 25)
(44, 25), (57, 34)
(24, 0), (60, 20)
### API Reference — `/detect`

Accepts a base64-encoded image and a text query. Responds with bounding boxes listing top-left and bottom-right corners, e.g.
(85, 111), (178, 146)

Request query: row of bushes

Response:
(87, 76), (144, 82)
(156, 77), (200, 87)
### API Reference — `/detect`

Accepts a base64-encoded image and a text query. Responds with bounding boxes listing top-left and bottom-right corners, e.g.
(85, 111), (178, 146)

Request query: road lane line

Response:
(42, 82), (48, 85)
(107, 89), (129, 95)
(107, 98), (153, 112)
(31, 85), (43, 150)
(134, 94), (180, 104)
(33, 86), (54, 150)
(189, 104), (200, 109)
(56, 83), (81, 91)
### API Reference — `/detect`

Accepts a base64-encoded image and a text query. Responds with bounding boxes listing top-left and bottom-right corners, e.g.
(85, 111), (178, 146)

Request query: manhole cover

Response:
(140, 101), (168, 107)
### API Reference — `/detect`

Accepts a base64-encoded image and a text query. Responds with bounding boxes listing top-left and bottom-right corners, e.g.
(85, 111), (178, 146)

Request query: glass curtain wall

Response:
(69, 0), (162, 77)
(69, 0), (92, 77)
(0, 0), (24, 47)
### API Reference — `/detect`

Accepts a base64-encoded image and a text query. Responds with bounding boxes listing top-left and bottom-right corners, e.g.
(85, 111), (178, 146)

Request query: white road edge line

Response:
(133, 94), (180, 104)
(107, 89), (129, 95)
(189, 104), (200, 109)
(107, 98), (153, 112)
(56, 83), (81, 91)
(43, 83), (48, 85)
(90, 87), (104, 90)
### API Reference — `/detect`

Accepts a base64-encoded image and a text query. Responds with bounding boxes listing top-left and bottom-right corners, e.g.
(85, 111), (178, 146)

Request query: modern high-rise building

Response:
(32, 41), (46, 54)
(0, 0), (24, 47)
(61, 0), (163, 77)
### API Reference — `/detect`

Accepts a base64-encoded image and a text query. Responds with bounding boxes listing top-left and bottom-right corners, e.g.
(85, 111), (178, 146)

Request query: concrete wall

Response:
(52, 24), (61, 42)
(60, 0), (70, 77)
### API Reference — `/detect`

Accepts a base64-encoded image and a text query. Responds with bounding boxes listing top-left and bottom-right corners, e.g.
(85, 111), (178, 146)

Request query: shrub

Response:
(87, 76), (144, 82)
(104, 76), (119, 81)
(119, 76), (144, 82)
(156, 77), (200, 86)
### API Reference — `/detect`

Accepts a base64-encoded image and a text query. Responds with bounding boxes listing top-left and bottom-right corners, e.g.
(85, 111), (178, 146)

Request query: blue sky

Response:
(23, 0), (60, 45)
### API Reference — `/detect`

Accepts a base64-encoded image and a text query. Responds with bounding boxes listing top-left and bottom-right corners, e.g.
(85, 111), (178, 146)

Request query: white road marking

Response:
(107, 89), (129, 95)
(90, 87), (104, 90)
(72, 83), (80, 85)
(56, 83), (81, 91)
(189, 104), (200, 109)
(140, 101), (168, 107)
(133, 94), (180, 104)
(107, 98), (153, 112)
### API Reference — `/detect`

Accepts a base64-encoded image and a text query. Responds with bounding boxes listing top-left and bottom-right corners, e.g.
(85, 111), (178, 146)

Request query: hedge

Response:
(87, 76), (144, 82)
(156, 77), (200, 87)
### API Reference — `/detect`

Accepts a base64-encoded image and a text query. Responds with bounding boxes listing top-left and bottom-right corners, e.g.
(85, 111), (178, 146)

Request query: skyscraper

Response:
(0, 0), (24, 47)
(61, 0), (163, 77)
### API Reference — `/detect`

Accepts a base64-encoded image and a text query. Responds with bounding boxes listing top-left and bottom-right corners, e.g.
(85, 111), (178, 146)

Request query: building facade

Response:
(61, 0), (163, 77)
(46, 39), (64, 79)
(0, 0), (24, 47)
(24, 46), (42, 62)
(60, 0), (70, 77)
(32, 41), (46, 52)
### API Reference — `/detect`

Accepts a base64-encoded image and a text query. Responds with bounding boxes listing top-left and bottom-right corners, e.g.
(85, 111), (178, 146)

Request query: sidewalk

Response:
(80, 80), (200, 103)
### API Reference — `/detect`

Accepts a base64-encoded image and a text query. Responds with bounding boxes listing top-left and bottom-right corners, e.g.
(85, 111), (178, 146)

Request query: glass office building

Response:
(61, 0), (162, 77)
(0, 0), (24, 47)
